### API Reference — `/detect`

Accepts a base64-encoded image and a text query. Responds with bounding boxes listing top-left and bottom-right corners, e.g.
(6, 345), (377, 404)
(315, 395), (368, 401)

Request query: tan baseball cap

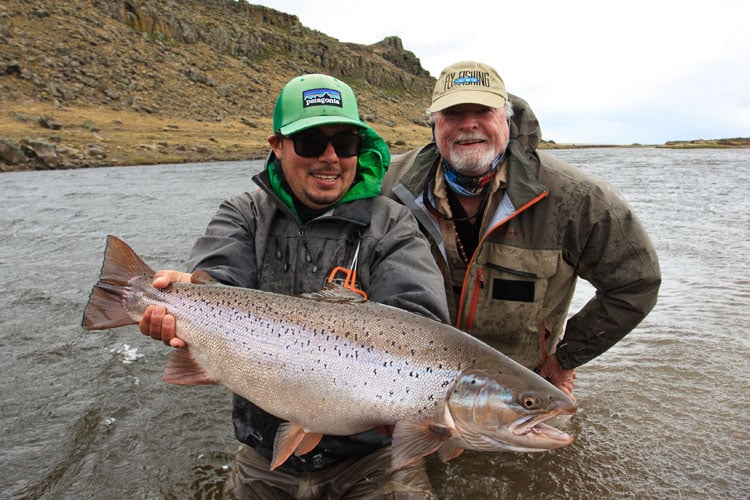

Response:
(430, 61), (508, 112)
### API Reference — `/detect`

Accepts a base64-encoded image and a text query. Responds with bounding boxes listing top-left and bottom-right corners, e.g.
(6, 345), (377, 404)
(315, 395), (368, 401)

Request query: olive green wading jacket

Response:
(381, 95), (661, 371)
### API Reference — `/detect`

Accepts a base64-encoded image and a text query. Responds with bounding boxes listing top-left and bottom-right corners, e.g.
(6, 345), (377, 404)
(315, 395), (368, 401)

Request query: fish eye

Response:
(520, 393), (538, 409)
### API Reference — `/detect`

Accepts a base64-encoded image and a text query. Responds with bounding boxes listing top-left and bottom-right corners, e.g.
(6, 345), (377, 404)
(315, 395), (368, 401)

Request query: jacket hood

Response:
(267, 126), (391, 217)
(508, 93), (541, 152)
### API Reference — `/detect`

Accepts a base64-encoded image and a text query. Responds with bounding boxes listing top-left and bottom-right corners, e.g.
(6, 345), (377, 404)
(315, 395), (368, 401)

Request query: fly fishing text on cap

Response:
(273, 74), (367, 136)
(429, 60), (508, 113)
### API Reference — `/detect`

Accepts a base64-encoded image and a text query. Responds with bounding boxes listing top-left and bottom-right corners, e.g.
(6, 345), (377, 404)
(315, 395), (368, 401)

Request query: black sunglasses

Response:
(285, 131), (363, 158)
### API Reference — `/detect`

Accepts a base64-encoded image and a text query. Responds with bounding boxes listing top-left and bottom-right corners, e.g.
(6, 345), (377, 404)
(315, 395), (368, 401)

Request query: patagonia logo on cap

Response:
(303, 88), (343, 108)
(273, 74), (364, 135)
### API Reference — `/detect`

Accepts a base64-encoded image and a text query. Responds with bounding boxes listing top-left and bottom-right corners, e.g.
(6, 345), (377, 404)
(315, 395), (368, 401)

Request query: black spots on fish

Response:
(313, 358), (329, 370)
(441, 380), (451, 388)
(419, 395), (439, 413)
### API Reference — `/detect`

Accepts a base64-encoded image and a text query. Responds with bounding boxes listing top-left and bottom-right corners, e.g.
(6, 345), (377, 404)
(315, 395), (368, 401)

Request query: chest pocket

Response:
(465, 243), (560, 368)
(482, 244), (559, 302)
(257, 229), (360, 295)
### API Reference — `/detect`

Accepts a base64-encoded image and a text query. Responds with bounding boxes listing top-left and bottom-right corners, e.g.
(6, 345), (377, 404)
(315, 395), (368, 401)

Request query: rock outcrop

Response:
(0, 0), (436, 170)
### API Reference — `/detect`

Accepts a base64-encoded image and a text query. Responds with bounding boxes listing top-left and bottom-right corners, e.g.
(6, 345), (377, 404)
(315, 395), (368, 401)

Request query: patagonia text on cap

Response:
(429, 61), (508, 112)
(273, 74), (365, 135)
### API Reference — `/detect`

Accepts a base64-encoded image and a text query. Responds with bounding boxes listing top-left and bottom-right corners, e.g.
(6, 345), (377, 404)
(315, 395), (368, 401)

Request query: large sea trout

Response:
(82, 236), (576, 470)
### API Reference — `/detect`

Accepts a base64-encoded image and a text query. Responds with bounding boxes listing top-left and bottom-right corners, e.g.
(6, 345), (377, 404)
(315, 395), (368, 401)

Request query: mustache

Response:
(453, 133), (488, 143)
(310, 168), (341, 175)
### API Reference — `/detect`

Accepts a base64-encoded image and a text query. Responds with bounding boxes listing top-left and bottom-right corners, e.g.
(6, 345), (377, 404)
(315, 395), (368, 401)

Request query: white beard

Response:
(447, 145), (498, 177)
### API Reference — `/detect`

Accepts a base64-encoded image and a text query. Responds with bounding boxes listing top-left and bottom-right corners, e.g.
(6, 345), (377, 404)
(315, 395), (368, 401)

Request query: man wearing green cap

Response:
(139, 74), (448, 498)
(382, 61), (661, 399)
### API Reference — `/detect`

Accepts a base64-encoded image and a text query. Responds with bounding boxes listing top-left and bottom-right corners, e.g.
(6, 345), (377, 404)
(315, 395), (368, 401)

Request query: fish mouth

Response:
(510, 408), (575, 447)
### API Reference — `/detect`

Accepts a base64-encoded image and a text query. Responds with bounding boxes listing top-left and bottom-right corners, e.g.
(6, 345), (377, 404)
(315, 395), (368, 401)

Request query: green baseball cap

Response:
(273, 74), (367, 135)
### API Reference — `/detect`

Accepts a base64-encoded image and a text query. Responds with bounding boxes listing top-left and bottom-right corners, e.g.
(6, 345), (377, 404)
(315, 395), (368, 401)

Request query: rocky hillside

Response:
(0, 0), (437, 171)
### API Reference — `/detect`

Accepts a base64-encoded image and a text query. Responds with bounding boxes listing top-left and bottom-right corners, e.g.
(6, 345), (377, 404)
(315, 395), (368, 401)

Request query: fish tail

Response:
(81, 235), (154, 330)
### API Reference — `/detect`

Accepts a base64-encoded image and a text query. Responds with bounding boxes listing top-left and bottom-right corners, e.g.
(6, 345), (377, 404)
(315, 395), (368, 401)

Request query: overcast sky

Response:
(250, 0), (748, 144)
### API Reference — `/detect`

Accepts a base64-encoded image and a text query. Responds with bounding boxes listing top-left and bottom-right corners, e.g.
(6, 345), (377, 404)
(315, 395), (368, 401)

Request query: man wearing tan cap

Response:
(382, 61), (661, 398)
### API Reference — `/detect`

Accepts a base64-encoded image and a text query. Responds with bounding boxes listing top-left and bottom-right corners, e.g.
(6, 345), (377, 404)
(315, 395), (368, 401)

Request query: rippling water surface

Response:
(1, 149), (748, 499)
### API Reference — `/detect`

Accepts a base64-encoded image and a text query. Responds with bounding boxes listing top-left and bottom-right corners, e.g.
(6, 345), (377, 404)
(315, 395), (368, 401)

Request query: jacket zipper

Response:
(458, 190), (549, 330)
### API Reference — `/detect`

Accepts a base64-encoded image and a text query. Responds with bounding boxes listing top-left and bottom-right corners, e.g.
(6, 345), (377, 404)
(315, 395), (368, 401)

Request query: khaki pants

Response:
(224, 445), (438, 500)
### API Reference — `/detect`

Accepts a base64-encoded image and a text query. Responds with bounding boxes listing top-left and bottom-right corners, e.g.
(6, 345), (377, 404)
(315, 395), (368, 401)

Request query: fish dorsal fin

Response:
(300, 282), (367, 303)
(271, 423), (323, 470)
(390, 421), (455, 471)
(161, 348), (217, 385)
(190, 270), (219, 285)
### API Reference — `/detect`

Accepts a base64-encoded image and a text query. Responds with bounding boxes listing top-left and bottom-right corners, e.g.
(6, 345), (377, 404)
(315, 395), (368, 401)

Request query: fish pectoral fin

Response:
(270, 423), (322, 470)
(390, 421), (454, 471)
(161, 348), (217, 385)
(294, 431), (323, 456)
(438, 442), (465, 463)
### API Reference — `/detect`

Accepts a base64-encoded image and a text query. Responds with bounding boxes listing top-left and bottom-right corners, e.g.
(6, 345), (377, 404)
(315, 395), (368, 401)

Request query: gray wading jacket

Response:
(381, 94), (661, 372)
(185, 159), (450, 472)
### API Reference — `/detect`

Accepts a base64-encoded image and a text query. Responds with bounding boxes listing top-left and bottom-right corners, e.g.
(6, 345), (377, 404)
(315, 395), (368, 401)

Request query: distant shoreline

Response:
(539, 138), (750, 150)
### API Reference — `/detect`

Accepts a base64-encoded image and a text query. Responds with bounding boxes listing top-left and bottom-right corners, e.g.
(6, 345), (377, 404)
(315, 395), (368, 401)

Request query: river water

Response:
(2, 148), (748, 499)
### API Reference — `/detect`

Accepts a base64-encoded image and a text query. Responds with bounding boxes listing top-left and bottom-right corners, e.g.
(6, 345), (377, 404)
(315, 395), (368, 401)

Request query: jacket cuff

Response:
(554, 344), (578, 370)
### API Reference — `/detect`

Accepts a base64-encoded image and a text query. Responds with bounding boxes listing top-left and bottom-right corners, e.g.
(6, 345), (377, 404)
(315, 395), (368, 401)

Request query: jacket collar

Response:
(253, 167), (373, 227)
